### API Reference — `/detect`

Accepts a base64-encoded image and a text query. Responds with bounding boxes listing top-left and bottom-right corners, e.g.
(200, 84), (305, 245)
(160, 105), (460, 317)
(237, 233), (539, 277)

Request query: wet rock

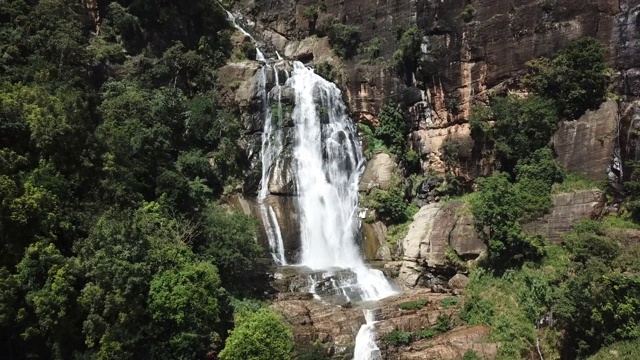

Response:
(268, 147), (297, 195)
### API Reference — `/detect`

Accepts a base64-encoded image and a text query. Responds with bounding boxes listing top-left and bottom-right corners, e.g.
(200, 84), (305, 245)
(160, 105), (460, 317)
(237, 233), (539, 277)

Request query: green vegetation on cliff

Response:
(459, 36), (640, 360)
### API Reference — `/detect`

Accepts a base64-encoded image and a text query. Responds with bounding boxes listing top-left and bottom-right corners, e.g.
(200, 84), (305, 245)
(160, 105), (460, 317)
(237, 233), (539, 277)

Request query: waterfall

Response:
(287, 62), (396, 301)
(226, 9), (395, 301)
(353, 310), (381, 360)
(256, 63), (287, 264)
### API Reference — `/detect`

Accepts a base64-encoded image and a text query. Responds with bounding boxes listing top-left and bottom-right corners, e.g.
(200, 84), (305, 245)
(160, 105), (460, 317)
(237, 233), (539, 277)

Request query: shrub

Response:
(375, 102), (409, 157)
(383, 330), (412, 346)
(326, 22), (361, 59)
(416, 328), (437, 339)
(470, 172), (549, 268)
(303, 6), (318, 19)
(523, 37), (609, 119)
(393, 25), (422, 77)
(462, 350), (481, 360)
(398, 299), (429, 310)
(469, 95), (559, 174)
(361, 176), (408, 223)
(514, 147), (565, 188)
(461, 4), (476, 23)
(433, 314), (452, 334)
(386, 221), (411, 246)
(314, 61), (335, 82)
(440, 296), (461, 309)
(359, 37), (382, 61)
(219, 308), (294, 360)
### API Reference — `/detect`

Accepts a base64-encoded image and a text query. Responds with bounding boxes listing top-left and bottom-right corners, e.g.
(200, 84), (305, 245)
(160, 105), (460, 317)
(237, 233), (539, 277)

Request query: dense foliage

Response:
(219, 308), (294, 360)
(470, 94), (559, 174)
(0, 1), (272, 359)
(523, 37), (609, 119)
(326, 22), (361, 59)
(470, 148), (565, 268)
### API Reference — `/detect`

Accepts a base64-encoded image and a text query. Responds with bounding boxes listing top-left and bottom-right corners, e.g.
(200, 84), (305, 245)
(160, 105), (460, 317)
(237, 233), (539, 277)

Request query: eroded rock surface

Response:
(359, 152), (398, 191)
(524, 189), (606, 243)
(271, 288), (497, 360)
(398, 201), (484, 289)
(552, 100), (619, 181)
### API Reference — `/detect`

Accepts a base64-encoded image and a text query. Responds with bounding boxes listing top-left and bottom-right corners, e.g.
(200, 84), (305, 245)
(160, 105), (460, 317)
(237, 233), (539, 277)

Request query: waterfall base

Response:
(272, 265), (396, 305)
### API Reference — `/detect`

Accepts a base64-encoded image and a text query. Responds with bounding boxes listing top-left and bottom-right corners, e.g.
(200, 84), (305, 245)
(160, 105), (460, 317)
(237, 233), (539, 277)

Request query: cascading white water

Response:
(256, 62), (287, 264)
(353, 310), (381, 360)
(287, 62), (396, 301)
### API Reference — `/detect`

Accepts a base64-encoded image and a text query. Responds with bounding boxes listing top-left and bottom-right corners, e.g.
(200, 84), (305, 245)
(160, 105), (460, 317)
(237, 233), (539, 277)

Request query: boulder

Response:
(398, 202), (485, 289)
(359, 152), (398, 191)
(448, 274), (470, 290)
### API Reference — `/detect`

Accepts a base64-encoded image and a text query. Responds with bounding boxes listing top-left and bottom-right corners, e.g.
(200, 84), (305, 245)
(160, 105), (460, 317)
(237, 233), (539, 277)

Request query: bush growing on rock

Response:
(523, 37), (609, 119)
(326, 22), (361, 59)
(397, 298), (429, 310)
(469, 95), (559, 175)
(375, 102), (409, 157)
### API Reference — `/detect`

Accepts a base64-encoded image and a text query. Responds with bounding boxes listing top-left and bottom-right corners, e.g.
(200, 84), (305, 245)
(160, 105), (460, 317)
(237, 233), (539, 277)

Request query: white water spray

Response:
(353, 310), (381, 360)
(287, 62), (395, 300)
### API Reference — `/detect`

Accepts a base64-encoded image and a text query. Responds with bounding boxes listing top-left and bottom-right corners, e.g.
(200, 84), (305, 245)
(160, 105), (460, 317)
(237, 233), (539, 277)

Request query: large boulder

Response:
(359, 152), (398, 191)
(398, 202), (485, 289)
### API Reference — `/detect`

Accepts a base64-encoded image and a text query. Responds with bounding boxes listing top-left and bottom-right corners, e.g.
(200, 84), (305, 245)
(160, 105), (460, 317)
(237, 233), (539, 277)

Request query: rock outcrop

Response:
(397, 190), (606, 288)
(271, 288), (497, 360)
(552, 100), (619, 181)
(359, 152), (398, 191)
(524, 189), (606, 243)
(397, 201), (485, 289)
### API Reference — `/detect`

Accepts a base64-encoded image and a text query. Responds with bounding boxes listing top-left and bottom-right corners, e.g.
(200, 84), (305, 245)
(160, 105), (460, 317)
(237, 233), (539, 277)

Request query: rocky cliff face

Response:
(228, 0), (640, 181)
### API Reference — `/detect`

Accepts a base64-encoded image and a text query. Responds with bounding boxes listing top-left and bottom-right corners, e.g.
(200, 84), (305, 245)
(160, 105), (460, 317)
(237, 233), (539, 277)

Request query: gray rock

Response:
(448, 274), (470, 290)
(359, 152), (397, 191)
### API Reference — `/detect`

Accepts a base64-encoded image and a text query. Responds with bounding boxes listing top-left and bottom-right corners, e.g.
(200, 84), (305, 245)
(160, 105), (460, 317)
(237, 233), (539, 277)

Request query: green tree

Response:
(198, 205), (265, 292)
(470, 95), (559, 174)
(523, 37), (609, 119)
(148, 261), (229, 359)
(326, 22), (361, 59)
(470, 173), (547, 268)
(556, 221), (640, 358)
(219, 308), (294, 360)
(375, 103), (409, 157)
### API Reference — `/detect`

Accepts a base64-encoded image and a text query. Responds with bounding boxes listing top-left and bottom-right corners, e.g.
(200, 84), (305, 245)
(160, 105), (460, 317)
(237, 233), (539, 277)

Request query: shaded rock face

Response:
(227, 194), (300, 259)
(398, 202), (485, 289)
(523, 190), (606, 243)
(552, 100), (620, 182)
(271, 289), (497, 360)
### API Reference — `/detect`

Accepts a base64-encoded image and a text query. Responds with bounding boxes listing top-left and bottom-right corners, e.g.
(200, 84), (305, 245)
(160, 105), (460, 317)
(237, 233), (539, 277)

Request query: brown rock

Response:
(398, 202), (485, 289)
(552, 100), (619, 181)
(524, 190), (606, 243)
